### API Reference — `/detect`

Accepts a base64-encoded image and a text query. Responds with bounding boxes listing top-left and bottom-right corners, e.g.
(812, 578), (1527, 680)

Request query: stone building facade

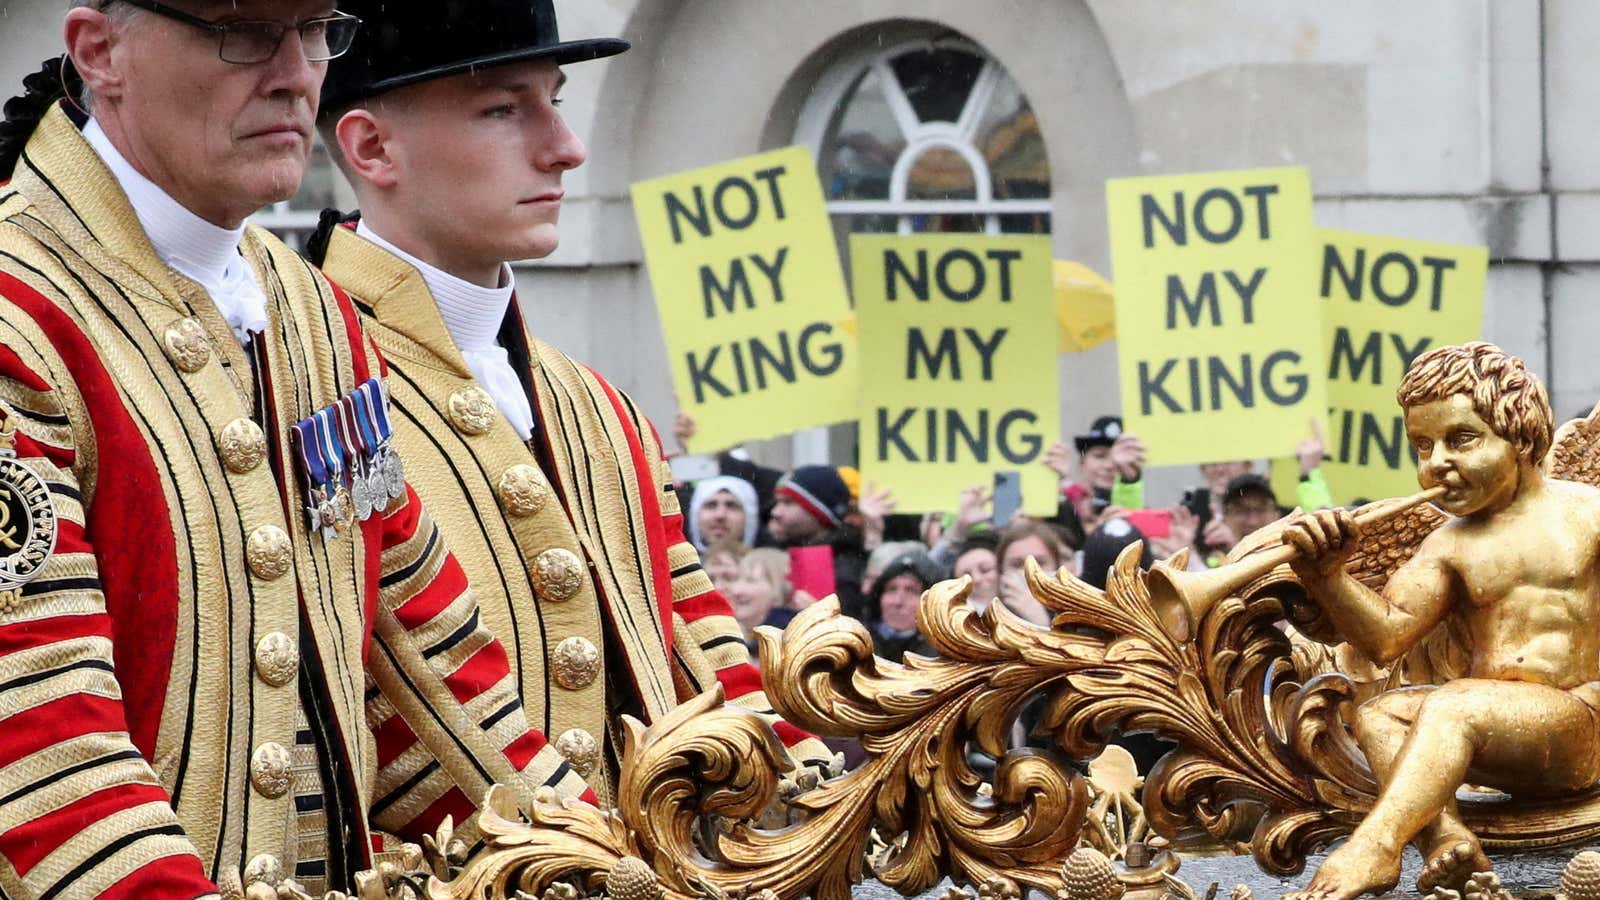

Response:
(3, 1), (1596, 482)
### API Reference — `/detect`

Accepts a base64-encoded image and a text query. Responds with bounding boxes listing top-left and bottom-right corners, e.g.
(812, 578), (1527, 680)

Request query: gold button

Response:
(218, 418), (267, 474)
(497, 464), (550, 517)
(552, 636), (600, 690)
(162, 317), (212, 373)
(448, 386), (498, 436)
(554, 728), (599, 777)
(250, 742), (292, 798)
(254, 632), (297, 687)
(246, 526), (293, 581)
(531, 548), (585, 602)
(242, 853), (282, 888)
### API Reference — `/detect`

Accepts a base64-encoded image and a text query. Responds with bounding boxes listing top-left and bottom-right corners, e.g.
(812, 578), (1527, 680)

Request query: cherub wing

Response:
(1546, 399), (1600, 487)
(1272, 497), (1458, 686)
(1341, 495), (1448, 593)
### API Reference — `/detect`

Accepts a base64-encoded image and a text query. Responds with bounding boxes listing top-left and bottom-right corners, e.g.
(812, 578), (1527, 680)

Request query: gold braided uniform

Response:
(320, 227), (832, 803)
(0, 107), (589, 899)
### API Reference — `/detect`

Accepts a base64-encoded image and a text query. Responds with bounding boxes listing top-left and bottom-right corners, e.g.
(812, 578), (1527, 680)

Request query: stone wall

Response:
(3, 1), (1595, 483)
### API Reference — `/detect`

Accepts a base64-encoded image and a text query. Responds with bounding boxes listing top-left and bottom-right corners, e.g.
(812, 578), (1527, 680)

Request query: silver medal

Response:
(383, 449), (405, 499)
(352, 471), (372, 521)
(369, 465), (389, 515)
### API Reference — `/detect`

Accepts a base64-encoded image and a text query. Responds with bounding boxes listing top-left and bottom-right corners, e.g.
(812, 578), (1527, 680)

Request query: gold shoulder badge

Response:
(0, 417), (57, 610)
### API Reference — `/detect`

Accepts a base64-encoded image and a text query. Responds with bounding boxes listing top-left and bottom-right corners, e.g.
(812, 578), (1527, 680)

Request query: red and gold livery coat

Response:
(0, 107), (589, 899)
(319, 227), (831, 803)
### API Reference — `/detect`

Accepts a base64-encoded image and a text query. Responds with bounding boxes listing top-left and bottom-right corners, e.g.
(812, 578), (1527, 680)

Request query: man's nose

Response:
(263, 27), (323, 99)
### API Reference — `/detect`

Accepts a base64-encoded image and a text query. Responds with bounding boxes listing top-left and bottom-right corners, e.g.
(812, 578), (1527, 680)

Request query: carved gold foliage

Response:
(431, 585), (1093, 900)
(753, 586), (1089, 898)
(426, 687), (786, 900)
(430, 412), (1600, 898)
(1023, 510), (1600, 875)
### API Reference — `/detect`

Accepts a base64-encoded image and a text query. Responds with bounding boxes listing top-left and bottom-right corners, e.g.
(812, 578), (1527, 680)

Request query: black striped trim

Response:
(541, 761), (572, 787)
(0, 657), (115, 694)
(379, 524), (439, 589)
(7, 406), (68, 427)
(422, 608), (480, 660)
(38, 823), (187, 900)
(480, 698), (521, 731)
(20, 576), (102, 596)
(0, 748), (144, 807)
(370, 760), (440, 817)
(698, 634), (746, 653)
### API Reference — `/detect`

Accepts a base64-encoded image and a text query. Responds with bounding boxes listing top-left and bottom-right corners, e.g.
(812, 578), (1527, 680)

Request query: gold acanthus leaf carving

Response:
(430, 583), (1093, 900)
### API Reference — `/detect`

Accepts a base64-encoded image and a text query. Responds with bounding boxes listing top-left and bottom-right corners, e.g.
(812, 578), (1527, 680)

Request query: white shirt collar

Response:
(355, 221), (534, 440)
(355, 221), (514, 352)
(82, 119), (269, 344)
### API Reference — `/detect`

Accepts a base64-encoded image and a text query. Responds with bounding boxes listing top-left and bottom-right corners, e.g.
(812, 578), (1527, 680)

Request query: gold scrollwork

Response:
(430, 579), (1096, 900)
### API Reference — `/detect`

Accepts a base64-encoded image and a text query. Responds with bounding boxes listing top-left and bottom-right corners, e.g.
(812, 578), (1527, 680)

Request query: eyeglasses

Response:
(102, 1), (361, 65)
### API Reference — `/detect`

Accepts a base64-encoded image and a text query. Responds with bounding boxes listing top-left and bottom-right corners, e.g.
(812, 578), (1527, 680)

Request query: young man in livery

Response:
(0, 3), (597, 897)
(308, 0), (833, 804)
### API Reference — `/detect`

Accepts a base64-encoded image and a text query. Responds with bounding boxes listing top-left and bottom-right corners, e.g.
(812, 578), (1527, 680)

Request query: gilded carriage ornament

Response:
(432, 344), (1600, 900)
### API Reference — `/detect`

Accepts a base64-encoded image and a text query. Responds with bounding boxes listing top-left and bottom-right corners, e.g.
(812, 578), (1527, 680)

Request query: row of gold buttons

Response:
(445, 386), (600, 777)
(166, 316), (300, 807)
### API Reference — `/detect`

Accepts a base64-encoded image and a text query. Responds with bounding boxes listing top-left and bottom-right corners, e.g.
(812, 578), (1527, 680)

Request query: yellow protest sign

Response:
(632, 147), (858, 451)
(852, 234), (1061, 515)
(1106, 167), (1325, 466)
(1055, 260), (1116, 353)
(1270, 229), (1487, 505)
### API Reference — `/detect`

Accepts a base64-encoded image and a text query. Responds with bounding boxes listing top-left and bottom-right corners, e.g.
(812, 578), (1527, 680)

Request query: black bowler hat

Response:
(322, 0), (631, 110)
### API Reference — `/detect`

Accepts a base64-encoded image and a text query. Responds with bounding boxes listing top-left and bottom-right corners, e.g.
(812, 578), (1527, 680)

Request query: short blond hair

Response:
(1396, 341), (1553, 462)
(738, 548), (791, 603)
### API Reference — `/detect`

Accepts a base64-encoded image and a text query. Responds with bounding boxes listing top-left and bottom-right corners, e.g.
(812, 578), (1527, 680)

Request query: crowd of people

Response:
(672, 409), (1339, 664)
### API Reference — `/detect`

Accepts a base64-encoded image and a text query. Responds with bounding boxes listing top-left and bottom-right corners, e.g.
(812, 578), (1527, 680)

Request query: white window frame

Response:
(797, 37), (1052, 237)
(787, 35), (1052, 465)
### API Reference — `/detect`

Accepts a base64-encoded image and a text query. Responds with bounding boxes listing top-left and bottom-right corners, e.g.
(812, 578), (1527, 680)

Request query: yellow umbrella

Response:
(1055, 260), (1115, 353)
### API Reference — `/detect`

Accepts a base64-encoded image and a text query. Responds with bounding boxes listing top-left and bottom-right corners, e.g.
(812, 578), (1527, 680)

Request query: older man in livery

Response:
(306, 0), (833, 802)
(0, 3), (597, 897)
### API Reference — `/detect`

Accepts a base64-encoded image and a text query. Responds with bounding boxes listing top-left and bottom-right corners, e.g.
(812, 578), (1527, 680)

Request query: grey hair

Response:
(67, 0), (143, 110)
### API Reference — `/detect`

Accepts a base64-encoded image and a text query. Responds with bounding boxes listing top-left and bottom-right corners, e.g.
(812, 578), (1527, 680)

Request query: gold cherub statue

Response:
(1281, 342), (1600, 900)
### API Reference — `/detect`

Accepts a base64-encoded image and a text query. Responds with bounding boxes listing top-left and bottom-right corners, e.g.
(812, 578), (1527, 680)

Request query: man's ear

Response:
(334, 108), (400, 190)
(64, 7), (123, 103)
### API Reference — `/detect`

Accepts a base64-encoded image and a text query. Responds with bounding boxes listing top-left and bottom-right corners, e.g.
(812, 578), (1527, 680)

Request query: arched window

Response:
(806, 36), (1051, 238)
(787, 31), (1052, 464)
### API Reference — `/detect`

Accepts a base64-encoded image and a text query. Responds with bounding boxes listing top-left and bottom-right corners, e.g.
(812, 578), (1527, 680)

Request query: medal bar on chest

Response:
(352, 382), (390, 516)
(291, 419), (337, 543)
(314, 408), (353, 534)
(335, 395), (373, 522)
(361, 379), (406, 502)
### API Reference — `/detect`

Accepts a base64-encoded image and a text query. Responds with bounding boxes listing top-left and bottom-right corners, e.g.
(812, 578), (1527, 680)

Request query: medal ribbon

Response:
(352, 388), (382, 459)
(335, 396), (366, 473)
(363, 378), (394, 444)
(292, 419), (328, 493)
(315, 408), (346, 487)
